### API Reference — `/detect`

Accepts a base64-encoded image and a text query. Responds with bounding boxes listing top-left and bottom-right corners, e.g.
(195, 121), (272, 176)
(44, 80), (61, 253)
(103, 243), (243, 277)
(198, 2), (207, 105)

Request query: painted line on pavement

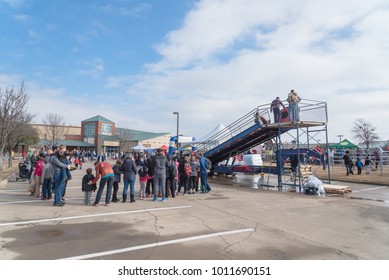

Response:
(0, 197), (85, 205)
(351, 186), (386, 193)
(0, 205), (192, 227)
(59, 228), (255, 260)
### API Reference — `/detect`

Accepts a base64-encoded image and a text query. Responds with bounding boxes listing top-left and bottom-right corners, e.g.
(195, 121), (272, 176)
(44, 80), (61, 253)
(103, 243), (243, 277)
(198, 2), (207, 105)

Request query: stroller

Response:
(16, 161), (30, 181)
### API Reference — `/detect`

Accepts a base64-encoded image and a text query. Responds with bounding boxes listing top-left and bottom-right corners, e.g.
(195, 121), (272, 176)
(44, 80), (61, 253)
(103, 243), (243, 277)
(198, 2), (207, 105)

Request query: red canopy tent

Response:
(160, 144), (169, 151)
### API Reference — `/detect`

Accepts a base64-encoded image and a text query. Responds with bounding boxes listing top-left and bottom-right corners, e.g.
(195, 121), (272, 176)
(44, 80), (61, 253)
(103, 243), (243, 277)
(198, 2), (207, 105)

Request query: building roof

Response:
(98, 134), (120, 141)
(39, 139), (95, 147)
(115, 127), (169, 141)
(82, 115), (114, 124)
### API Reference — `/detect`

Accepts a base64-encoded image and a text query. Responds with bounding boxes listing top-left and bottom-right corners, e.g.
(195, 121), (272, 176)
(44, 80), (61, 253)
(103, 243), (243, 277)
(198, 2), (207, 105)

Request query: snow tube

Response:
(280, 108), (289, 122)
(260, 116), (269, 124)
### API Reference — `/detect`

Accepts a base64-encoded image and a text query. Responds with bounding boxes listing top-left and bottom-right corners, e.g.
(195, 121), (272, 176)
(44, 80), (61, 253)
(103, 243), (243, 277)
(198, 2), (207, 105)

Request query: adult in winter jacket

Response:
(152, 149), (168, 201)
(199, 153), (211, 193)
(287, 89), (301, 122)
(41, 155), (54, 200)
(120, 155), (137, 203)
(342, 151), (354, 176)
(91, 161), (114, 206)
(165, 154), (177, 198)
(50, 146), (71, 206)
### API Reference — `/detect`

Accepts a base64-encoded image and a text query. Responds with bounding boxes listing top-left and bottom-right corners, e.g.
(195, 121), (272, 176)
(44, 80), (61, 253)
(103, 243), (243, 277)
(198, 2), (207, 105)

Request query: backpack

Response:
(138, 167), (148, 177)
(168, 162), (176, 178)
(184, 163), (191, 175)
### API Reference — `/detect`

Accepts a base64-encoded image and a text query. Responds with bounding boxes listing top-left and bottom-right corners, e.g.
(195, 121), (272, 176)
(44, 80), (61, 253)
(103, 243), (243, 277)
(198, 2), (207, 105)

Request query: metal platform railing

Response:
(196, 99), (328, 154)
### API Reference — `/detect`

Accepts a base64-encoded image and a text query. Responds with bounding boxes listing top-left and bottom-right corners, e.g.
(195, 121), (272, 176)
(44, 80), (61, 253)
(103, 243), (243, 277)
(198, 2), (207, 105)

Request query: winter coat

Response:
(112, 164), (122, 183)
(120, 158), (137, 180)
(82, 173), (96, 192)
(152, 153), (168, 176)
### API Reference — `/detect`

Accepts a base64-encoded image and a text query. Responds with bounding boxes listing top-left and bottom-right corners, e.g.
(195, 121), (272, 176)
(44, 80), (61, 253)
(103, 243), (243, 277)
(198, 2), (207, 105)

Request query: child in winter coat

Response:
(355, 156), (363, 175)
(188, 155), (199, 194)
(29, 154), (45, 197)
(82, 168), (97, 205)
(364, 156), (372, 174)
(138, 166), (149, 200)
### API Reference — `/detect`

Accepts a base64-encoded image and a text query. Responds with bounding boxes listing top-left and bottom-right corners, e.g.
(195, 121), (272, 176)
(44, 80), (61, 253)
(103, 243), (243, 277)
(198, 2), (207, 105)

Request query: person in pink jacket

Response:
(29, 154), (45, 197)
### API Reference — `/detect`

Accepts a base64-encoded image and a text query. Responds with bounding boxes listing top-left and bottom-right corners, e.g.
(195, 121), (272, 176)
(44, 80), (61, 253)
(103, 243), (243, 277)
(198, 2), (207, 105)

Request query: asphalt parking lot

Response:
(0, 161), (388, 260)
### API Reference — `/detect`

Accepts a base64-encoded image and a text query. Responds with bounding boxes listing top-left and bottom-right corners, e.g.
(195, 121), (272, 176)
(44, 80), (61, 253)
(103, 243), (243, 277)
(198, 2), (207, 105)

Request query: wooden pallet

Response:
(322, 183), (352, 194)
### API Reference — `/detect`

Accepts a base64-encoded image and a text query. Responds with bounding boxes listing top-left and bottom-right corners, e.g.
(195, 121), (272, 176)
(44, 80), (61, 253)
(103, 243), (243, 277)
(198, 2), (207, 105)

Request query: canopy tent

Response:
(131, 144), (148, 151)
(180, 123), (227, 147)
(197, 122), (226, 142)
(330, 139), (358, 149)
(160, 144), (169, 151)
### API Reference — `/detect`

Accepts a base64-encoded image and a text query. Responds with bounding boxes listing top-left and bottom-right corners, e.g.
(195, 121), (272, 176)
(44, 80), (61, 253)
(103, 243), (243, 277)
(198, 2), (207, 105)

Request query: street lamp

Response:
(173, 112), (179, 149)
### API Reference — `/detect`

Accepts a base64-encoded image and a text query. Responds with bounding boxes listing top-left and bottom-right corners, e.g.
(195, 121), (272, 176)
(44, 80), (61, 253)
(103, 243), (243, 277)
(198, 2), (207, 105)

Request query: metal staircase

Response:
(197, 99), (328, 166)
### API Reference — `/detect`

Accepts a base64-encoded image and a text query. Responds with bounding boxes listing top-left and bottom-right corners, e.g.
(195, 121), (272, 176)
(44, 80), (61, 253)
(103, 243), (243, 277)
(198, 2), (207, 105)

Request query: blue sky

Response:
(1, 0), (389, 144)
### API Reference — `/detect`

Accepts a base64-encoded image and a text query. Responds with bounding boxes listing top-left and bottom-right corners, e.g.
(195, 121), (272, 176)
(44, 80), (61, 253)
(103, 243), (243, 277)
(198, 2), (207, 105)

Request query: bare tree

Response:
(0, 82), (33, 171)
(6, 123), (39, 167)
(351, 118), (379, 149)
(42, 113), (68, 148)
(115, 127), (135, 153)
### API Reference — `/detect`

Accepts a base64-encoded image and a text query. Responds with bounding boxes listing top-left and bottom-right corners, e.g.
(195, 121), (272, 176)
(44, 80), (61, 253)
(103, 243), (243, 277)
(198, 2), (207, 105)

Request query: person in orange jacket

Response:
(90, 161), (114, 206)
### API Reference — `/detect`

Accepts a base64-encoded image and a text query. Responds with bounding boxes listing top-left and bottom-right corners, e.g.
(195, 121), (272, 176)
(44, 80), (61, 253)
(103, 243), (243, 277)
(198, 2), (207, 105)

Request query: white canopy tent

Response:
(131, 144), (148, 151)
(180, 123), (227, 147)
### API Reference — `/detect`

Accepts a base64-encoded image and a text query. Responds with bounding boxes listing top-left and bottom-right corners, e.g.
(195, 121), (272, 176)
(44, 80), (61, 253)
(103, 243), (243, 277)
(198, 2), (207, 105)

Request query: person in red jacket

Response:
(90, 161), (114, 206)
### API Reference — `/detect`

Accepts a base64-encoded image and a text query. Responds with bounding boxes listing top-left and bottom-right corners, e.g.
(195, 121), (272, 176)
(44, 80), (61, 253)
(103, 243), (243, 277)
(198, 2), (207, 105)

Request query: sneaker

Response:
(104, 204), (109, 206)
(162, 197), (167, 202)
(92, 203), (98, 207)
(53, 203), (64, 207)
(153, 197), (158, 202)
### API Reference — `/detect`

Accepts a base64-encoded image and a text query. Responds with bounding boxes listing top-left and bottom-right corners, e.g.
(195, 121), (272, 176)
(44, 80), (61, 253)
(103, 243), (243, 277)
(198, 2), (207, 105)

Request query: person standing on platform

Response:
(287, 89), (301, 122)
(270, 97), (285, 123)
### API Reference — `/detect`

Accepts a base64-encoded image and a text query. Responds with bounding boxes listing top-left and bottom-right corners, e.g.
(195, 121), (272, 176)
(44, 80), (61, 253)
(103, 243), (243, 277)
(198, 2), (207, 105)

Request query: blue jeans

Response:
(42, 178), (52, 199)
(288, 103), (299, 121)
(153, 173), (166, 198)
(200, 172), (211, 192)
(53, 171), (65, 205)
(94, 176), (114, 204)
(272, 107), (281, 123)
(123, 177), (136, 196)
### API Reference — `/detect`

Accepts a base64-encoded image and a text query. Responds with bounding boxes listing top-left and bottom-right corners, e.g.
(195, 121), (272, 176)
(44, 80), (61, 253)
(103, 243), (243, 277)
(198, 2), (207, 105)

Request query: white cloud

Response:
(3, 0), (389, 144)
(77, 58), (105, 78)
(0, 0), (24, 8)
(116, 0), (389, 142)
(11, 13), (29, 22)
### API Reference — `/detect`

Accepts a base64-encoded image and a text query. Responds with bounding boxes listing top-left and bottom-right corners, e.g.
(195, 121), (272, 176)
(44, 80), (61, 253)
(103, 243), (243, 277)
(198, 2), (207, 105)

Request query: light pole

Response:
(337, 134), (343, 142)
(173, 112), (179, 149)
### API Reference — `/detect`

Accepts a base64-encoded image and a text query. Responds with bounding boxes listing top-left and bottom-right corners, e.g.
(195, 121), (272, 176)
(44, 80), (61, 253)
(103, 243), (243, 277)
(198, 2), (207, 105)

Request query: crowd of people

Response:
(341, 147), (384, 176)
(23, 145), (212, 207)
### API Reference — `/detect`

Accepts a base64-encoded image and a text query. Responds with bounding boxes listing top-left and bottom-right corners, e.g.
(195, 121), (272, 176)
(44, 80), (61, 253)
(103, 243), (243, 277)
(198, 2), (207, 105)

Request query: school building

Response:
(27, 115), (170, 154)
